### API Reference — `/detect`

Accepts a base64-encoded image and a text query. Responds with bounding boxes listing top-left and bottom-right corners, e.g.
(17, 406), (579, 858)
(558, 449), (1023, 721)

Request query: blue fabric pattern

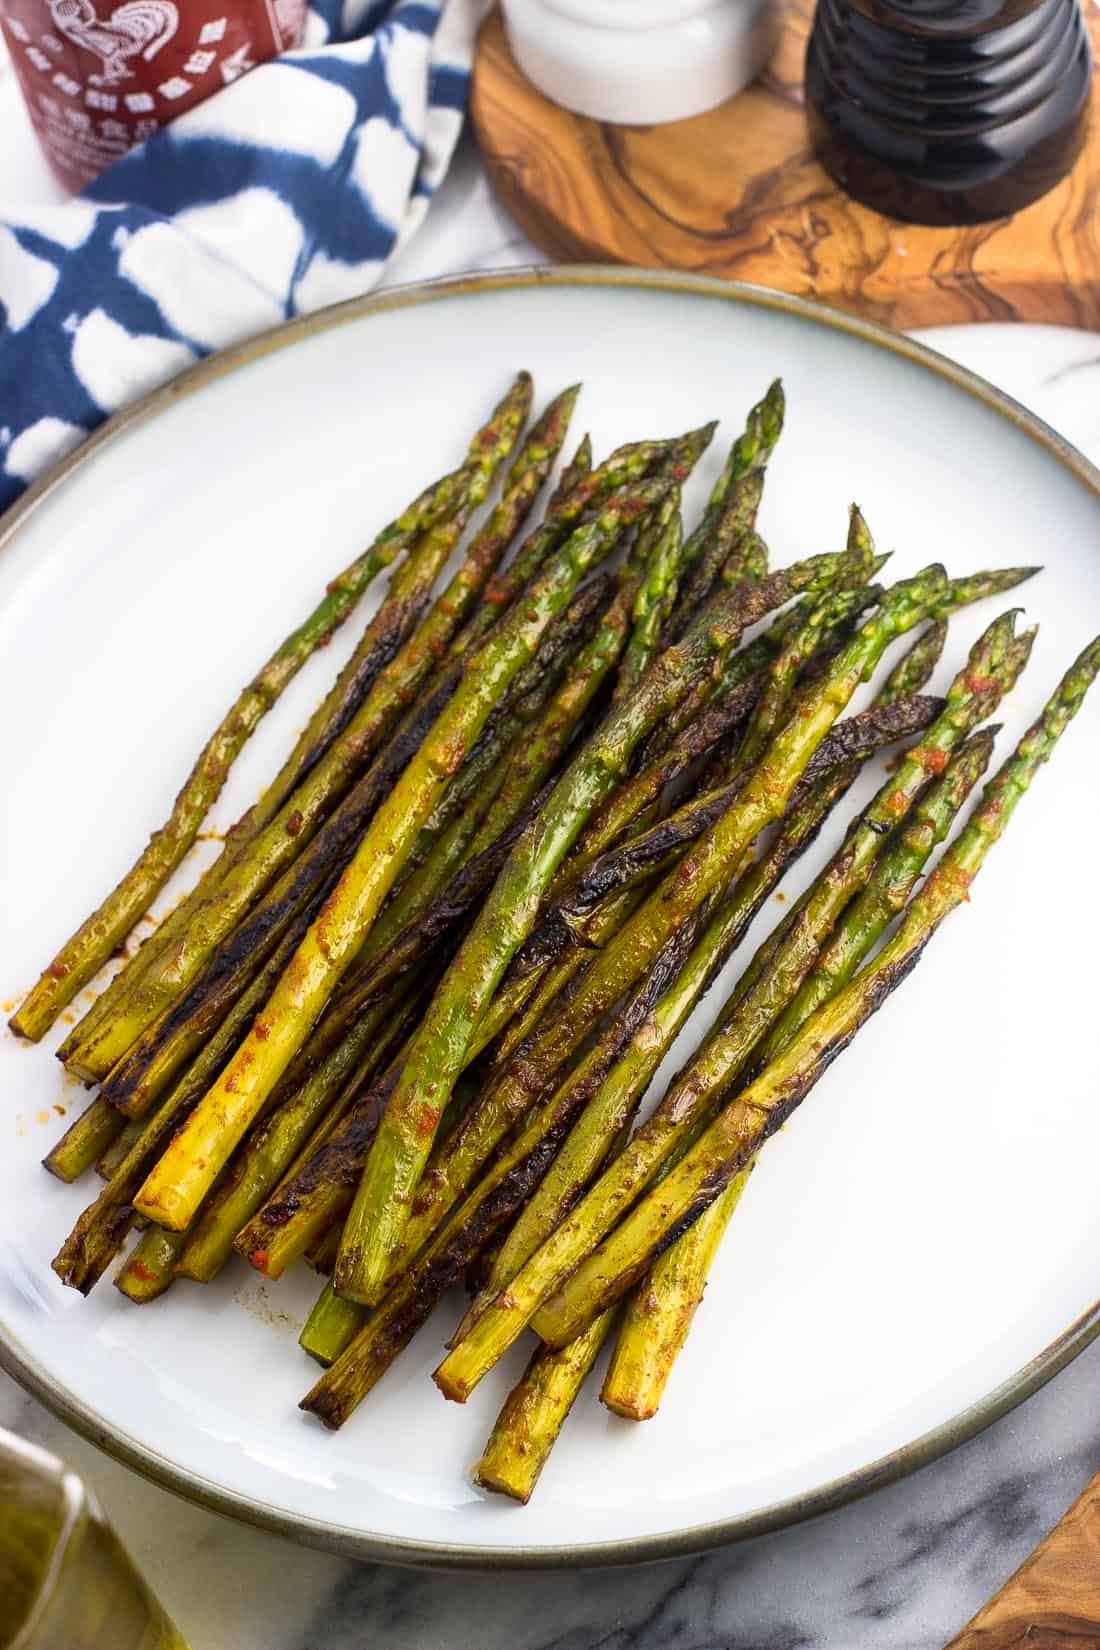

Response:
(0, 0), (484, 512)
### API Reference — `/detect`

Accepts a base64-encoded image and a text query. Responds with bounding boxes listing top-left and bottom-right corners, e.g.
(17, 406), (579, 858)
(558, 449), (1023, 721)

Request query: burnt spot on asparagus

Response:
(520, 693), (943, 970)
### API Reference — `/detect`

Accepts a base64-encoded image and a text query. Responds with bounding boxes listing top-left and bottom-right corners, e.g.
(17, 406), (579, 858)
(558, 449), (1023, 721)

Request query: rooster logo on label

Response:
(48, 0), (179, 84)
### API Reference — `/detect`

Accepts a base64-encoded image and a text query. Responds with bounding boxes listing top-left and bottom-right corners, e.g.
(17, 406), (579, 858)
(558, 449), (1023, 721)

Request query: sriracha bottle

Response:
(1, 0), (306, 191)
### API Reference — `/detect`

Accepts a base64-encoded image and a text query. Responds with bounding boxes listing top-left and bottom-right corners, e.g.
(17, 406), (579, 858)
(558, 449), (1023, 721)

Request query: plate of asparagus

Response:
(3, 268), (1100, 1565)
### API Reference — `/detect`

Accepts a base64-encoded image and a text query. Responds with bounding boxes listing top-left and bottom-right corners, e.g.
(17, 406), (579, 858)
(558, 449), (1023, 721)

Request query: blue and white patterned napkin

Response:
(0, 0), (485, 513)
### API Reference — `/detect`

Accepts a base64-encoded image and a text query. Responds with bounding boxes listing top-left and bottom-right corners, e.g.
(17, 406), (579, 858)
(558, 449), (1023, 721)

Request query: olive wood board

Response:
(944, 1466), (1100, 1648)
(471, 2), (1100, 330)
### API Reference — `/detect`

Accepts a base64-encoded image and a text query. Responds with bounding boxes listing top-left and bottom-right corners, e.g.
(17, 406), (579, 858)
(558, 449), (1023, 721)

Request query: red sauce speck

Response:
(415, 1103), (440, 1142)
(286, 810), (304, 838)
(913, 747), (948, 776)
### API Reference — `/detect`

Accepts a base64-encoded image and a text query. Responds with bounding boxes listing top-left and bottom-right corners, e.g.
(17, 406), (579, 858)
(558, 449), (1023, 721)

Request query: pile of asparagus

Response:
(15, 371), (1099, 1504)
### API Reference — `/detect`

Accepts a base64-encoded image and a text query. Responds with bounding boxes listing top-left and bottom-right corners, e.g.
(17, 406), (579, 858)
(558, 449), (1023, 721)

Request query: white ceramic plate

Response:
(3, 269), (1100, 1568)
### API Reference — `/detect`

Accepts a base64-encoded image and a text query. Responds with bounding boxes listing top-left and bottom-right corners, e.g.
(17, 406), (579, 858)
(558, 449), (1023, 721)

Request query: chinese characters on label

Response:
(1, 0), (306, 189)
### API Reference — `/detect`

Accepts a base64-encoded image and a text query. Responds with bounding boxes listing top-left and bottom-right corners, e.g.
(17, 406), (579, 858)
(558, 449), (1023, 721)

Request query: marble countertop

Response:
(6, 39), (1100, 1650)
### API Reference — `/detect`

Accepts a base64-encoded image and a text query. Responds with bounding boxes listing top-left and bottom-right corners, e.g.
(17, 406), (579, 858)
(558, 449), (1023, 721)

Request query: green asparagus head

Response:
(934, 564), (1042, 618)
(845, 503), (875, 563)
(861, 552), (893, 584)
(467, 371), (534, 469)
(666, 422), (719, 483)
(883, 618), (949, 700)
(1003, 632), (1100, 778)
(899, 632), (1099, 930)
(943, 723), (1000, 795)
(506, 383), (582, 490)
(785, 545), (880, 602)
(548, 434), (593, 512)
(708, 379), (785, 511)
(940, 608), (1036, 726)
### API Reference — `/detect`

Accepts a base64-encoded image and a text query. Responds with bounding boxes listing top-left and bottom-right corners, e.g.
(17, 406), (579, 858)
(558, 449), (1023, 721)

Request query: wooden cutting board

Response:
(471, 2), (1100, 331)
(944, 1467), (1100, 1647)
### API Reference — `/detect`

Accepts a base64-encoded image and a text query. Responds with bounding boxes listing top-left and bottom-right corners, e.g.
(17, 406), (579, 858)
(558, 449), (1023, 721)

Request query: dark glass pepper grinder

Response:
(805, 0), (1093, 225)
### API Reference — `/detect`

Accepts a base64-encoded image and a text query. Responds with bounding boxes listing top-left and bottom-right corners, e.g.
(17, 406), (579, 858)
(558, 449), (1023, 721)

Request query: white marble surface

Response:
(6, 38), (1100, 1650)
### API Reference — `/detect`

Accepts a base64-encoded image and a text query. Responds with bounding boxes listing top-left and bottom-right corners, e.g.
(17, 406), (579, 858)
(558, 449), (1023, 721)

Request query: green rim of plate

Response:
(3, 265), (1100, 1571)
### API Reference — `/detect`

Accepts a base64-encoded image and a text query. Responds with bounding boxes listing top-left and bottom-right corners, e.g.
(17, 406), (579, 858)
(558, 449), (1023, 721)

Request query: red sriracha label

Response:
(2, 0), (306, 191)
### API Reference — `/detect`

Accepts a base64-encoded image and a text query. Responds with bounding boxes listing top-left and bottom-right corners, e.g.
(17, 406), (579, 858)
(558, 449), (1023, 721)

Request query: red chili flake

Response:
(912, 746), (949, 776)
(931, 862), (973, 901)
(415, 1103), (440, 1141)
(47, 962), (69, 981)
(437, 729), (467, 776)
(286, 810), (304, 838)
(950, 866), (974, 901)
(249, 1249), (270, 1272)
(129, 1261), (157, 1282)
(964, 670), (998, 694)
(254, 1021), (271, 1042)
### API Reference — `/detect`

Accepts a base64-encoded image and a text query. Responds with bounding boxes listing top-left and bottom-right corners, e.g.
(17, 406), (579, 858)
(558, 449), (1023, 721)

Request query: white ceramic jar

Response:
(501, 0), (783, 126)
